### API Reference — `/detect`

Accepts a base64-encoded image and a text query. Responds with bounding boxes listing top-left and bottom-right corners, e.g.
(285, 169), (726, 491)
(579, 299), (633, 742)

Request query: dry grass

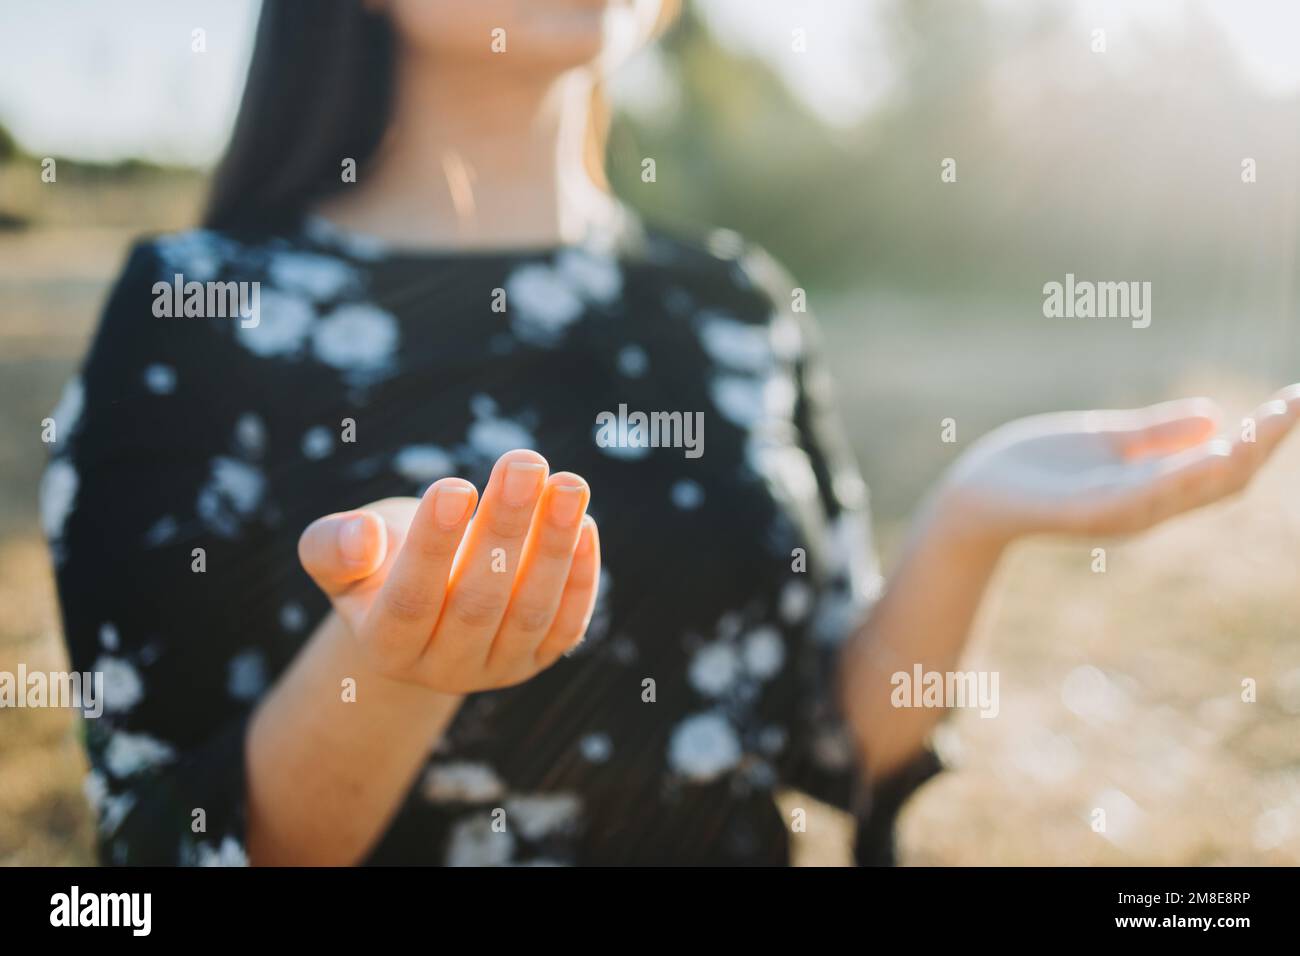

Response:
(2, 174), (1298, 866)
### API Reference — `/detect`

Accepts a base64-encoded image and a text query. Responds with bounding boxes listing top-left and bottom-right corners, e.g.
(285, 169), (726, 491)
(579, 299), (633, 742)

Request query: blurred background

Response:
(2, 0), (1299, 865)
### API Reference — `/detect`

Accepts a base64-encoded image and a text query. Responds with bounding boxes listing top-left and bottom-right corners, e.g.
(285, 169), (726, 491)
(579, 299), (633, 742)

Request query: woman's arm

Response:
(837, 491), (1004, 781)
(840, 388), (1300, 781)
(246, 611), (464, 865)
(246, 453), (601, 865)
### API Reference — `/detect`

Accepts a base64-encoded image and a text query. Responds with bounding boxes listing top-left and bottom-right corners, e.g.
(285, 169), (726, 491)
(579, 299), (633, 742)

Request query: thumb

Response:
(298, 510), (388, 598)
(1116, 397), (1222, 460)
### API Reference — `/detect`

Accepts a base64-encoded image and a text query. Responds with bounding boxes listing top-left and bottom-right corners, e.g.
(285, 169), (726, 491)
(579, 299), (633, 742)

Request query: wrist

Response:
(916, 479), (1014, 565)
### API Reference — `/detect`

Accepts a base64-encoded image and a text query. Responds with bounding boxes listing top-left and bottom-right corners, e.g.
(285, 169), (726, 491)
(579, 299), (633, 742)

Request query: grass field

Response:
(2, 172), (1299, 866)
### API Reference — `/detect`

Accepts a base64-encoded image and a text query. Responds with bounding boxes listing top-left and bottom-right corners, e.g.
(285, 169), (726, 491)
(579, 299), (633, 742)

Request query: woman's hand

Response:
(936, 385), (1300, 548)
(839, 384), (1299, 780)
(294, 449), (600, 694)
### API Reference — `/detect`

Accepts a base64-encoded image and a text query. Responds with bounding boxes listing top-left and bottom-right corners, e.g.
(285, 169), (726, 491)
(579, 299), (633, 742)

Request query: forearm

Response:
(838, 488), (1007, 781)
(245, 611), (464, 865)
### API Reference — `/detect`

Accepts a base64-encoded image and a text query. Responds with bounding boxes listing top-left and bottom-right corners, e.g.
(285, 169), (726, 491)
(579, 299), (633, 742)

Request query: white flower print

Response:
(710, 375), (764, 428)
(812, 725), (855, 772)
(616, 344), (648, 377)
(742, 627), (785, 680)
(505, 263), (585, 346)
(711, 370), (797, 431)
(196, 456), (265, 537)
(104, 731), (176, 779)
(227, 650), (268, 701)
(758, 725), (788, 756)
(747, 439), (820, 507)
(806, 513), (883, 645)
(311, 302), (400, 376)
(592, 414), (652, 461)
(84, 769), (136, 835)
(669, 712), (742, 783)
(83, 770), (108, 815)
(670, 479), (704, 510)
(503, 793), (581, 841)
(698, 312), (773, 375)
(770, 313), (803, 362)
(143, 363), (176, 395)
(716, 611), (744, 642)
(93, 655), (144, 714)
(99, 622), (120, 651)
(301, 425), (334, 460)
(779, 579), (814, 625)
(100, 792), (137, 837)
(465, 400), (536, 461)
(235, 288), (315, 358)
(446, 815), (515, 866)
(609, 635), (638, 665)
(302, 213), (388, 261)
(556, 247), (622, 302)
(268, 251), (359, 301)
(829, 511), (883, 603)
(279, 602), (307, 633)
(235, 412), (266, 457)
(809, 590), (861, 648)
(154, 229), (235, 283)
(48, 376), (84, 441)
(194, 836), (250, 867)
(39, 459), (78, 540)
(706, 227), (747, 260)
(504, 246), (621, 348)
(393, 445), (455, 484)
(688, 643), (741, 698)
(421, 762), (506, 803)
(579, 732), (612, 763)
(143, 515), (178, 547)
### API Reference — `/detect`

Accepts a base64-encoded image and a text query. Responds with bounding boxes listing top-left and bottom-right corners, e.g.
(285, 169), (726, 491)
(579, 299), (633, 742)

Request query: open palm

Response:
(942, 386), (1300, 541)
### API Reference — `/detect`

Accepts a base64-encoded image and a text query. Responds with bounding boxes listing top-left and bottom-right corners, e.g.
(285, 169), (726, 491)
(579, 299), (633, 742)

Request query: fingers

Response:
(1113, 397), (1222, 460)
(298, 510), (388, 598)
(363, 477), (478, 673)
(534, 517), (601, 670)
(1088, 387), (1299, 534)
(1221, 392), (1297, 491)
(486, 473), (591, 678)
(423, 450), (550, 675)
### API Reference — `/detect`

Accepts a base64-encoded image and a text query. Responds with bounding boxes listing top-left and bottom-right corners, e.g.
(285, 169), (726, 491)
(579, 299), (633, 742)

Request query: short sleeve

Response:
(43, 240), (260, 865)
(743, 245), (943, 864)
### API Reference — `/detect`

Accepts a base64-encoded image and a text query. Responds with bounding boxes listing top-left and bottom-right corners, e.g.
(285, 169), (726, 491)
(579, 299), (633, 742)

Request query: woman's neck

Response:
(316, 58), (615, 251)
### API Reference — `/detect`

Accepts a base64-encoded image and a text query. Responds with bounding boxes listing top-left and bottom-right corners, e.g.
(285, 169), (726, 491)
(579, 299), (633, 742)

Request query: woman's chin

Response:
(518, 15), (610, 68)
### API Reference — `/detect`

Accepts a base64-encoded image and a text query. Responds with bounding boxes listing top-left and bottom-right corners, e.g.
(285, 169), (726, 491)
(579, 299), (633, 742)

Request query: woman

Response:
(43, 0), (1299, 866)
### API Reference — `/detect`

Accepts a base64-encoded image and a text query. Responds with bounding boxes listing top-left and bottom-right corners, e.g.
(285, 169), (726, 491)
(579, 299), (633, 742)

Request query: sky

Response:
(1, 0), (1298, 166)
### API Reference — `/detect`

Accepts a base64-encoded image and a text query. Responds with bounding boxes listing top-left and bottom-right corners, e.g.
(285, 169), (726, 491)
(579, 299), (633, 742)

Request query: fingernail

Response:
(339, 514), (372, 564)
(549, 484), (587, 526)
(503, 461), (546, 507)
(576, 515), (597, 553)
(434, 486), (474, 527)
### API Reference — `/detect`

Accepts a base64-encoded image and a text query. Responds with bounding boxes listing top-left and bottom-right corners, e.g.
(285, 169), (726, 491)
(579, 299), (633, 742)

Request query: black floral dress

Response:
(42, 210), (939, 866)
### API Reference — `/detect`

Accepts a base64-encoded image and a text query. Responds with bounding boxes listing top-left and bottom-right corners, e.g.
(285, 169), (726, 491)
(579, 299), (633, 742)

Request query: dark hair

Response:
(203, 0), (395, 232)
